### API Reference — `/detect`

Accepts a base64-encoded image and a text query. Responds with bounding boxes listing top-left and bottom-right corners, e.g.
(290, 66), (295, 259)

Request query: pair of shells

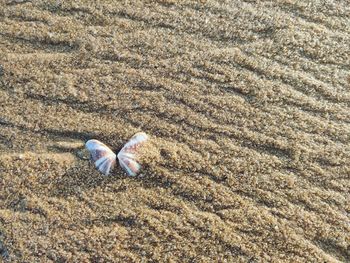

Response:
(85, 132), (148, 176)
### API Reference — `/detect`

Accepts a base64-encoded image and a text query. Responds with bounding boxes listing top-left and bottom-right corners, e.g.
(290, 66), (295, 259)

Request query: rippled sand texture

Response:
(0, 0), (350, 262)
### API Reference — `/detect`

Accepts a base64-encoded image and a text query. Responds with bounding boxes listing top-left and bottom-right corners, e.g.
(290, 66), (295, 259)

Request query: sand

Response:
(0, 0), (349, 262)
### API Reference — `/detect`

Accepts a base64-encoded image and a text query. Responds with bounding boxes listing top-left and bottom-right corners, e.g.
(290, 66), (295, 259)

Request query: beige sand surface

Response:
(0, 0), (349, 262)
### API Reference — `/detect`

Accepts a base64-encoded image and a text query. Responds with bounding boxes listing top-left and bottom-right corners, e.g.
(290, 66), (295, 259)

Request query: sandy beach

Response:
(0, 0), (349, 262)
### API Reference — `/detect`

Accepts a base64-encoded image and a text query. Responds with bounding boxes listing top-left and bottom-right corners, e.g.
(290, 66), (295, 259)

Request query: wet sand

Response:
(0, 0), (349, 262)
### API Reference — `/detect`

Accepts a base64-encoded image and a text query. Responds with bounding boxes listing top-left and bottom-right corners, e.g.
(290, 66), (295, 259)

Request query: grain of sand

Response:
(0, 0), (350, 262)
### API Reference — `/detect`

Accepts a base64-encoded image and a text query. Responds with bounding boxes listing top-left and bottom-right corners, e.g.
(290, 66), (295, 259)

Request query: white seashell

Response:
(117, 132), (148, 176)
(85, 139), (116, 176)
(85, 132), (148, 176)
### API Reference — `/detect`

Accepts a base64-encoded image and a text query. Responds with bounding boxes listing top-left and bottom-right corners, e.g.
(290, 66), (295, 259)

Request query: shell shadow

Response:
(47, 159), (132, 199)
(45, 143), (128, 198)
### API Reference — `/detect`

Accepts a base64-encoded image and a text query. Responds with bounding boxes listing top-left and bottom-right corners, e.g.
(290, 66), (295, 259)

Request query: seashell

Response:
(85, 132), (149, 176)
(117, 132), (149, 176)
(85, 139), (116, 176)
